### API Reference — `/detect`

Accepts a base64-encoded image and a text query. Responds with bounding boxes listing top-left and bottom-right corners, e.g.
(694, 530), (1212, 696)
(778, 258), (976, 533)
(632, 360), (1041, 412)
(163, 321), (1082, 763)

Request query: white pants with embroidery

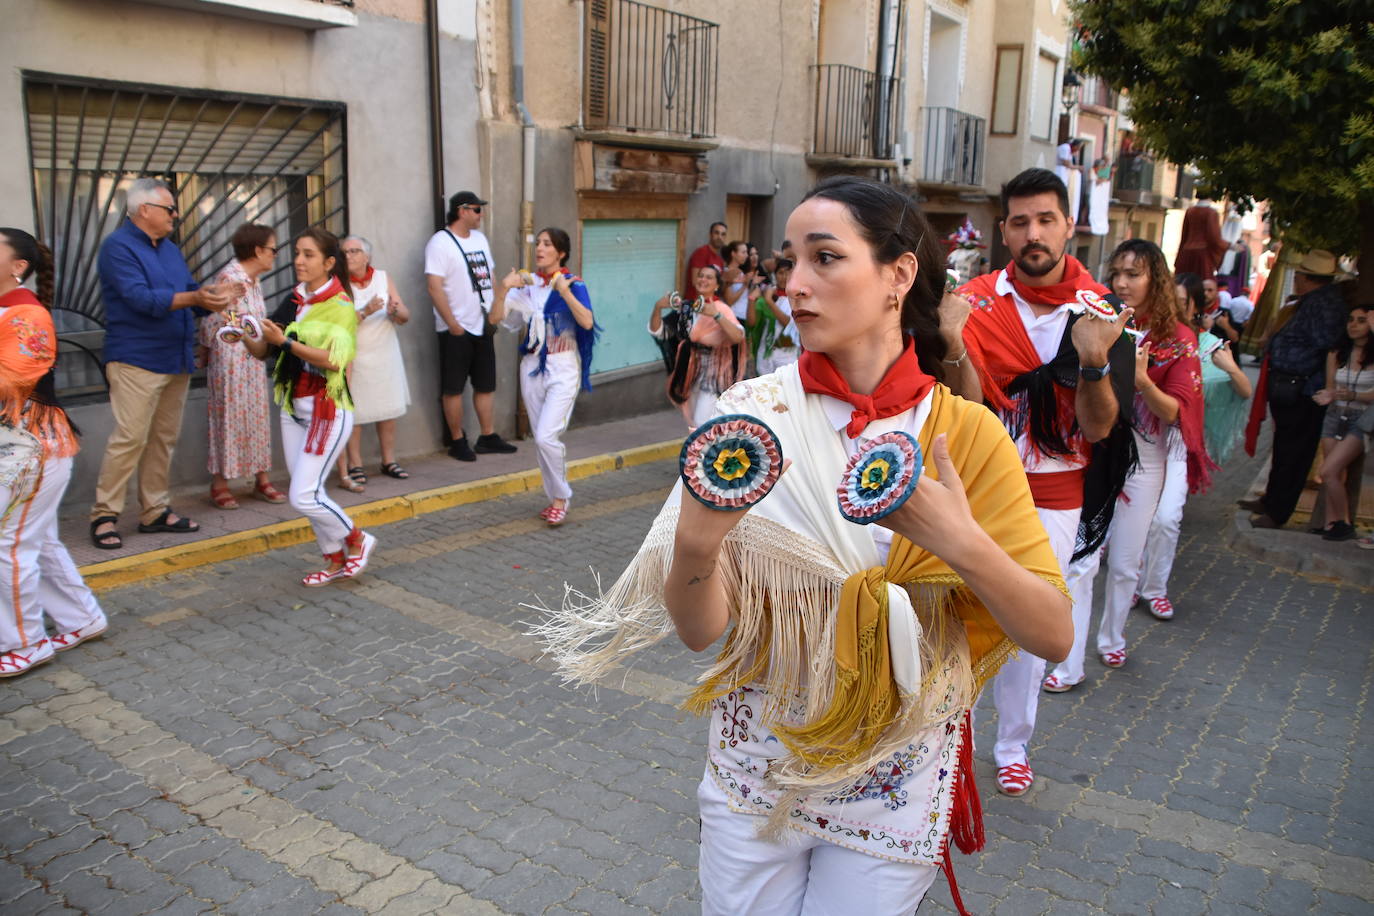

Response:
(697, 776), (938, 916)
(520, 351), (579, 503)
(1051, 432), (1169, 683)
(0, 455), (105, 653)
(1137, 452), (1189, 601)
(281, 397), (355, 555)
(989, 503), (1078, 767)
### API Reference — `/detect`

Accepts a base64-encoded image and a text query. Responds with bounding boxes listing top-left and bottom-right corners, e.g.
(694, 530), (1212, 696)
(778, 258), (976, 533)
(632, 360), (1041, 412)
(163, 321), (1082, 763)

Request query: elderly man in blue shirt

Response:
(89, 178), (237, 550)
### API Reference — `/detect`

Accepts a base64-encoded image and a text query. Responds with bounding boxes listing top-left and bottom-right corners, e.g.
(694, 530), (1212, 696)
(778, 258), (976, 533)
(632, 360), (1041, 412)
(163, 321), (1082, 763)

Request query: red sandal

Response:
(545, 504), (568, 526)
(255, 481), (287, 504)
(997, 762), (1034, 796)
(1100, 649), (1128, 668)
(210, 486), (239, 510)
(340, 529), (377, 579)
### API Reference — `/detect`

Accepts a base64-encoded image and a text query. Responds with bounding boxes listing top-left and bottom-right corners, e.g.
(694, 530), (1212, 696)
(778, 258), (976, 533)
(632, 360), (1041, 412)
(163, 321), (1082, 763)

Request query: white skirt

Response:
(351, 313), (411, 424)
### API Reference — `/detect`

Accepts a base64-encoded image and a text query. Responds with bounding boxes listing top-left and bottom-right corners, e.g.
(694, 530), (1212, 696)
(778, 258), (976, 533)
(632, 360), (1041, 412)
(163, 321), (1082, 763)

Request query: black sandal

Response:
(348, 466), (367, 485)
(380, 462), (410, 480)
(90, 516), (122, 550)
(137, 509), (200, 534)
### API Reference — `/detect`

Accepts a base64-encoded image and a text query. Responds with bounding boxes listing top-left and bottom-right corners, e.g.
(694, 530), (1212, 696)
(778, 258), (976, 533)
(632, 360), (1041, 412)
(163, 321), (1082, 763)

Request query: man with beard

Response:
(950, 168), (1135, 797)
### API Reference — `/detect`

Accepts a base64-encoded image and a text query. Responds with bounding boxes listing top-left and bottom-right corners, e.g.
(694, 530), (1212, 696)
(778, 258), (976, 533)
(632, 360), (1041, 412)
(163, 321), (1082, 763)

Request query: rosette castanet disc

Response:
(680, 414), (784, 510)
(837, 431), (923, 524)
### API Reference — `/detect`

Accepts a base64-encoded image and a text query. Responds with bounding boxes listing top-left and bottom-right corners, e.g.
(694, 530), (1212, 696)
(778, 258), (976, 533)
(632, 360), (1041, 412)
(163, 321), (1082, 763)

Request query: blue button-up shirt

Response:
(96, 219), (201, 374)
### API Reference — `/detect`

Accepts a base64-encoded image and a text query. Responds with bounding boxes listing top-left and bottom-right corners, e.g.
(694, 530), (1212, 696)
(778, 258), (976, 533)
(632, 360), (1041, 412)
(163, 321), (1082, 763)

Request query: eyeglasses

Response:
(145, 203), (178, 217)
(342, 248), (366, 256)
(462, 205), (483, 213)
(265, 245), (282, 255)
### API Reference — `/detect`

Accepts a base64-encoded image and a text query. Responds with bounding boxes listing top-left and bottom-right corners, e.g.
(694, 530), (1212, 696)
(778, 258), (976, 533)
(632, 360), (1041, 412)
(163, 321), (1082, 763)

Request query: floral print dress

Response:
(199, 260), (273, 479)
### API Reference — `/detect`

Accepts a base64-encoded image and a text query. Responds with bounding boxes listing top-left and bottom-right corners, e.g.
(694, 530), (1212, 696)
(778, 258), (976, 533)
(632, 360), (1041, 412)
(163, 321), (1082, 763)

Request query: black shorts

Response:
(437, 328), (496, 395)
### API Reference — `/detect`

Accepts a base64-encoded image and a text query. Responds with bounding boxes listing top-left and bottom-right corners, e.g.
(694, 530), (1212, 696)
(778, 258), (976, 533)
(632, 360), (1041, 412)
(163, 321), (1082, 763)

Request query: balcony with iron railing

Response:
(582, 0), (719, 142)
(920, 107), (985, 187)
(809, 65), (901, 165)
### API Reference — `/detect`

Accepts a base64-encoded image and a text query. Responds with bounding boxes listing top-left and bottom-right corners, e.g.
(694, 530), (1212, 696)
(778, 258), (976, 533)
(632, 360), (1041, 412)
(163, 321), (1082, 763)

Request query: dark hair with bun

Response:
(538, 227), (572, 267)
(800, 176), (949, 380)
(0, 228), (55, 309)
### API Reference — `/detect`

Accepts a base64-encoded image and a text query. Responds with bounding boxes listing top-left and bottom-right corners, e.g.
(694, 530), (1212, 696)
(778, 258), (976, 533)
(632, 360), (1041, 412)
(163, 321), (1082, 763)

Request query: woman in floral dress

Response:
(200, 224), (286, 509)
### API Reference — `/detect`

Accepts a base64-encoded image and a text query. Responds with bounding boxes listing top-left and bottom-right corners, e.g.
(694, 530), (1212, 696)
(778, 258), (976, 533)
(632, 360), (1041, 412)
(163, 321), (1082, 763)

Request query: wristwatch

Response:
(1079, 362), (1110, 382)
(280, 338), (293, 355)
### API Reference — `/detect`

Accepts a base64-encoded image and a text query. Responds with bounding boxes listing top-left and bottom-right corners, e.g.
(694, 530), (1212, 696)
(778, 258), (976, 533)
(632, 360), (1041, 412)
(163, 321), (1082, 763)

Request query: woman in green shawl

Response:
(239, 228), (377, 586)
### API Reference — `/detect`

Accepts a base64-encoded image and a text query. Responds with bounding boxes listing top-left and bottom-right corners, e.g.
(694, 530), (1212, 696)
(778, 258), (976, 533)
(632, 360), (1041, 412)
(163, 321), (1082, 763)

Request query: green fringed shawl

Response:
(273, 294), (357, 413)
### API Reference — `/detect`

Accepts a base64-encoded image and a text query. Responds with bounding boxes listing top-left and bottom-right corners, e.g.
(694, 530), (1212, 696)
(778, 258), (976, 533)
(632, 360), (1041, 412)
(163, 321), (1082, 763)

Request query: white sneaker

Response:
(0, 639), (55, 677)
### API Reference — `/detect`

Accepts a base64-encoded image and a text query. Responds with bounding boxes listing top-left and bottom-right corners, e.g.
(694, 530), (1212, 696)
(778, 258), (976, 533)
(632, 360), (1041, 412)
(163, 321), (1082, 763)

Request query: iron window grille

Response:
(583, 0), (718, 139)
(22, 72), (348, 397)
(811, 64), (901, 161)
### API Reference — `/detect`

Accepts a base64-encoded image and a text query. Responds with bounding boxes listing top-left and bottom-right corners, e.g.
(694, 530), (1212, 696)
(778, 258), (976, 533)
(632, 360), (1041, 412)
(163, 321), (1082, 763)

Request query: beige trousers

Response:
(90, 362), (191, 525)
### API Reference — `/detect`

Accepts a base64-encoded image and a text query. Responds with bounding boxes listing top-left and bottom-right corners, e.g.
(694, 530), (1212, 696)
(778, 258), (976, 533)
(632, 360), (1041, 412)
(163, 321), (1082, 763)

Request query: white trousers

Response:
(1137, 453), (1188, 600)
(1052, 434), (1168, 683)
(0, 456), (105, 652)
(989, 504), (1078, 767)
(697, 775), (938, 916)
(520, 352), (579, 503)
(280, 397), (355, 555)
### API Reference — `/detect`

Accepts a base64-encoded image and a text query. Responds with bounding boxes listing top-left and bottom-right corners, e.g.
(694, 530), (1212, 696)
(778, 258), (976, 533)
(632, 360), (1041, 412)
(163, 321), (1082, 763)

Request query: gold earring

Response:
(891, 292), (900, 311)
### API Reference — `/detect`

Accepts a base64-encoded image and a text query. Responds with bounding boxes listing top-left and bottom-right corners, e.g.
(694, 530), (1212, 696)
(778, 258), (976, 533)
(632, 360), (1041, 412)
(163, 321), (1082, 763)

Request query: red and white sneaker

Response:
(0, 639), (55, 678)
(1147, 597), (1175, 620)
(1042, 673), (1082, 693)
(1100, 649), (1128, 668)
(997, 762), (1034, 796)
(50, 617), (108, 652)
(340, 531), (377, 580)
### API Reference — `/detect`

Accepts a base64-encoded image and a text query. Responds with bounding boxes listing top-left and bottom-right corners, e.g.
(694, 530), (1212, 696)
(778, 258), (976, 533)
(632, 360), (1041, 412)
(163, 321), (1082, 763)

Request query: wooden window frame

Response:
(990, 44), (1023, 137)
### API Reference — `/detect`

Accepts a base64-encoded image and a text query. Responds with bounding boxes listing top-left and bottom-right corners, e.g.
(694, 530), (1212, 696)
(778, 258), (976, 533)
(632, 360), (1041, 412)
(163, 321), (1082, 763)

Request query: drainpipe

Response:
(425, 0), (445, 229)
(511, 0), (536, 270)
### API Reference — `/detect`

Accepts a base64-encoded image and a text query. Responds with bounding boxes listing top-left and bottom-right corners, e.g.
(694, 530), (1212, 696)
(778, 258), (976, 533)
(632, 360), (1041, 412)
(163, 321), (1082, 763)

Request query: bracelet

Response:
(942, 349), (968, 367)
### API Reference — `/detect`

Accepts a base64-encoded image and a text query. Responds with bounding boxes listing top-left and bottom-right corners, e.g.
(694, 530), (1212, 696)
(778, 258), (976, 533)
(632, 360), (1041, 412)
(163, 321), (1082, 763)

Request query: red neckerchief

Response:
(1143, 322), (1216, 494)
(798, 336), (935, 438)
(0, 287), (41, 309)
(292, 276), (344, 313)
(1005, 255), (1094, 307)
(348, 266), (374, 287)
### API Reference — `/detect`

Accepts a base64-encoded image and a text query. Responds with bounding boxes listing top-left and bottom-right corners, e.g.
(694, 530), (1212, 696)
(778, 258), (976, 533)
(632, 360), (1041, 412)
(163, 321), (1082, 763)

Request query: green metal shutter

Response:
(580, 219), (679, 375)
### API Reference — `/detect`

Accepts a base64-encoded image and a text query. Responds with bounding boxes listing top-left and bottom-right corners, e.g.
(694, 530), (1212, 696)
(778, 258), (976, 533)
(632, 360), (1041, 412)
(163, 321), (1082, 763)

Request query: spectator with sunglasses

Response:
(424, 191), (517, 462)
(89, 177), (239, 551)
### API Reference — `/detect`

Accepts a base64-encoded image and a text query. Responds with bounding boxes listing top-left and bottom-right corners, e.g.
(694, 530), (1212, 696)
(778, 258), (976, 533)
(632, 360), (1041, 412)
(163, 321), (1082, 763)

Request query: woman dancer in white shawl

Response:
(539, 177), (1072, 915)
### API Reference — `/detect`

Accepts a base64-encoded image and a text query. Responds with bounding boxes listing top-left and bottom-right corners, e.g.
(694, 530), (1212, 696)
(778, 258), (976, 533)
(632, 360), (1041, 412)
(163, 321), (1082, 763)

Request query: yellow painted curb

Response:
(79, 438), (681, 591)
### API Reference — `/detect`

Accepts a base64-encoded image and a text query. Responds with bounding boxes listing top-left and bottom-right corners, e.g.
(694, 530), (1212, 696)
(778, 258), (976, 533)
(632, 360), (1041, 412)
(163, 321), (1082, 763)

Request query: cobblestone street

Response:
(2, 448), (1372, 915)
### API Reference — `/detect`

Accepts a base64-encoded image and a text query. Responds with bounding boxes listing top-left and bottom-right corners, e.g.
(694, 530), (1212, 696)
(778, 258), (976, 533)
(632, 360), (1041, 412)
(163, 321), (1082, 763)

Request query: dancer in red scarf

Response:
(1045, 239), (1213, 694)
(950, 169), (1135, 798)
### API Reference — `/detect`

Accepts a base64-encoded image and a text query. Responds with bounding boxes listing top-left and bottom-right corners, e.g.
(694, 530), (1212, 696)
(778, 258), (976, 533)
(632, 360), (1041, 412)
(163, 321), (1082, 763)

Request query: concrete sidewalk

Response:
(65, 408), (686, 590)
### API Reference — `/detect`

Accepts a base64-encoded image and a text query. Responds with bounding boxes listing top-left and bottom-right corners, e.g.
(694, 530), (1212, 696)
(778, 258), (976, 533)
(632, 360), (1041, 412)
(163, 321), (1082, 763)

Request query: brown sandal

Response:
(255, 481), (287, 504)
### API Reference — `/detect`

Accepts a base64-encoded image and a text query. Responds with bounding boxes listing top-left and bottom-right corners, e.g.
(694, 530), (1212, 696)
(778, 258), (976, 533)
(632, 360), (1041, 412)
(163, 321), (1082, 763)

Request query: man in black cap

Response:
(424, 191), (516, 461)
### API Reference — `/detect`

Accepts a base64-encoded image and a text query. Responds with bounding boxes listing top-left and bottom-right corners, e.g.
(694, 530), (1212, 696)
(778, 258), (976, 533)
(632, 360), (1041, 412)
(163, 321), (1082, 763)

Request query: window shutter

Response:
(584, 0), (611, 128)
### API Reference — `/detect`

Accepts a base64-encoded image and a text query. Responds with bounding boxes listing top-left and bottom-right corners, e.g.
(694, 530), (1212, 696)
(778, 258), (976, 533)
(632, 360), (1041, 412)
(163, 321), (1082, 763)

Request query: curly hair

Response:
(1109, 239), (1183, 343)
(801, 176), (949, 380)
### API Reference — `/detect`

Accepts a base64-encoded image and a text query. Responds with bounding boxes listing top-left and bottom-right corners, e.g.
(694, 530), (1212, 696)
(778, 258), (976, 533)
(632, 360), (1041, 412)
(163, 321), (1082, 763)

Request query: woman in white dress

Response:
(337, 236), (411, 490)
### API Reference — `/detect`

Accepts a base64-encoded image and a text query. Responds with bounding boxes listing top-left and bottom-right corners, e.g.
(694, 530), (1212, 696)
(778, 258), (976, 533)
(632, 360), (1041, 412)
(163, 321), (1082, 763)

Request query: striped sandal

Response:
(303, 551), (347, 587)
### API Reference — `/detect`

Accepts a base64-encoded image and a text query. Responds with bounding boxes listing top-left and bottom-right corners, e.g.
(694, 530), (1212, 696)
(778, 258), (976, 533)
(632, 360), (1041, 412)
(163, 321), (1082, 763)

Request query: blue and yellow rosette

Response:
(680, 414), (784, 510)
(836, 431), (923, 524)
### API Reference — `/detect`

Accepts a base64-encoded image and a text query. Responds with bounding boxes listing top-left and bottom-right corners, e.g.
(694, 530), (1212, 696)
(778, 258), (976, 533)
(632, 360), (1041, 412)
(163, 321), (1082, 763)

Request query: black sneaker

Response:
(475, 433), (517, 454)
(449, 436), (477, 462)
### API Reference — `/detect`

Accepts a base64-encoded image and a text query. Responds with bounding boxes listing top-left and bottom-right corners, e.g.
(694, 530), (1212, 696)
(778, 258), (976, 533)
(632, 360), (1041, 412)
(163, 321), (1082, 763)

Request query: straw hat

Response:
(1294, 249), (1337, 277)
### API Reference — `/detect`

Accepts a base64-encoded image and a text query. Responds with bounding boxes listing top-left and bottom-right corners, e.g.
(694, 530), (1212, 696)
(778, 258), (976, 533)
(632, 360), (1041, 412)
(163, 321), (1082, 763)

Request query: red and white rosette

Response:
(1076, 289), (1117, 321)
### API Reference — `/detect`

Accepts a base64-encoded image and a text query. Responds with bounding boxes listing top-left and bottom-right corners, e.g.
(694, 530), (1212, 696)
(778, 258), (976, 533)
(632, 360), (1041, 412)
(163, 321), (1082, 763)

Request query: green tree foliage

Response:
(1071, 0), (1374, 286)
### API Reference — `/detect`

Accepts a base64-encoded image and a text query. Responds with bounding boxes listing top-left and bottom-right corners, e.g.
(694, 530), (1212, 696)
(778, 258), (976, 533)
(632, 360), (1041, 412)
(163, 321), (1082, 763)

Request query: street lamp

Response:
(1062, 69), (1082, 112)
